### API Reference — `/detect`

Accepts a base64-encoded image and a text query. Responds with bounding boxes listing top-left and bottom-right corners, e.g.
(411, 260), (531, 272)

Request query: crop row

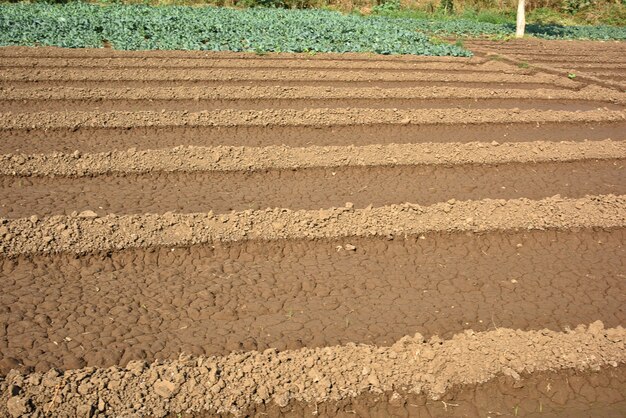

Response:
(0, 3), (470, 56)
(1, 3), (622, 56)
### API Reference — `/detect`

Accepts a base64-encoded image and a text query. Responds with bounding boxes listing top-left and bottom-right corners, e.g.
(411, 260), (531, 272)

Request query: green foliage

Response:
(527, 7), (577, 25)
(0, 3), (471, 56)
(371, 0), (401, 15)
(370, 0), (625, 27)
(563, 0), (594, 14)
(460, 7), (514, 24)
(0, 2), (623, 57)
(524, 22), (626, 40)
(574, 3), (626, 26)
(388, 16), (626, 40)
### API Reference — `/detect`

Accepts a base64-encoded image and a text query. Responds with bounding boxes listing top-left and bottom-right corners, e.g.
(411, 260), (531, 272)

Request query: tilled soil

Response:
(0, 42), (625, 417)
(1, 323), (625, 417)
(1, 230), (625, 374)
(4, 121), (626, 154)
(223, 366), (626, 418)
(465, 39), (626, 91)
(1, 160), (624, 218)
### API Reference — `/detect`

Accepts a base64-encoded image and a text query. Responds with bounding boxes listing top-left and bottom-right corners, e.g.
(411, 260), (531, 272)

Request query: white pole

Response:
(516, 0), (526, 38)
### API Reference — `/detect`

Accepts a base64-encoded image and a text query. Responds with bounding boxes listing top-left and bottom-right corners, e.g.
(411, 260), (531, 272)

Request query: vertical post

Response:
(516, 0), (526, 38)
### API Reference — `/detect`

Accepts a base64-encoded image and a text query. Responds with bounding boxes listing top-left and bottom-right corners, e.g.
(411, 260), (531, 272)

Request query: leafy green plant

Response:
(0, 3), (472, 56)
(1, 2), (623, 56)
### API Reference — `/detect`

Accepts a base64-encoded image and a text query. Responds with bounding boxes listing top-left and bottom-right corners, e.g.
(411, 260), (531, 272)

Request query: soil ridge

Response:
(1, 322), (624, 417)
(2, 141), (624, 177)
(3, 85), (622, 102)
(1, 194), (624, 256)
(3, 108), (624, 130)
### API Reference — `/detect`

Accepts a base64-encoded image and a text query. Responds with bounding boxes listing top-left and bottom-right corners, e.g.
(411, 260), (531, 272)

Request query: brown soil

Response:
(4, 108), (624, 130)
(1, 229), (624, 374)
(184, 366), (626, 418)
(210, 366), (626, 418)
(7, 79), (570, 90)
(3, 85), (621, 101)
(3, 121), (626, 155)
(5, 98), (623, 113)
(1, 42), (625, 417)
(2, 141), (625, 177)
(0, 323), (624, 417)
(0, 66), (574, 84)
(1, 160), (623, 218)
(2, 84), (624, 113)
(465, 39), (626, 92)
(2, 195), (625, 256)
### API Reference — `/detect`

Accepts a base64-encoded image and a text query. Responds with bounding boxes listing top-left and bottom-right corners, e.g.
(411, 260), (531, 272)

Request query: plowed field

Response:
(1, 40), (625, 417)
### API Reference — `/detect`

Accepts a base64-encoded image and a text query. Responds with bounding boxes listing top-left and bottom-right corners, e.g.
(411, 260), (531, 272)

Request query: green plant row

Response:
(0, 3), (471, 56)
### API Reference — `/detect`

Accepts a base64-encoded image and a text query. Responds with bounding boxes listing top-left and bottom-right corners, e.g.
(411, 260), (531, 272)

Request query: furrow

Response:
(2, 160), (623, 218)
(4, 121), (626, 155)
(492, 52), (626, 61)
(584, 73), (626, 82)
(474, 46), (626, 55)
(1, 228), (624, 375)
(3, 80), (570, 90)
(463, 40), (623, 50)
(1, 194), (624, 256)
(1, 84), (622, 101)
(2, 85), (623, 113)
(0, 68), (578, 87)
(7, 98), (621, 113)
(2, 141), (625, 177)
(1, 65), (511, 77)
(523, 63), (626, 70)
(0, 57), (511, 72)
(0, 323), (624, 416)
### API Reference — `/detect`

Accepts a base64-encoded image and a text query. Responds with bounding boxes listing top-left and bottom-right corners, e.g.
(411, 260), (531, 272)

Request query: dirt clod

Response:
(154, 379), (180, 398)
(6, 396), (31, 417)
(77, 210), (98, 218)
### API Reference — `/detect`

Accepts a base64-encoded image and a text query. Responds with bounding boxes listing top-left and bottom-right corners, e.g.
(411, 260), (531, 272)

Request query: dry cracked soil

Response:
(0, 39), (625, 417)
